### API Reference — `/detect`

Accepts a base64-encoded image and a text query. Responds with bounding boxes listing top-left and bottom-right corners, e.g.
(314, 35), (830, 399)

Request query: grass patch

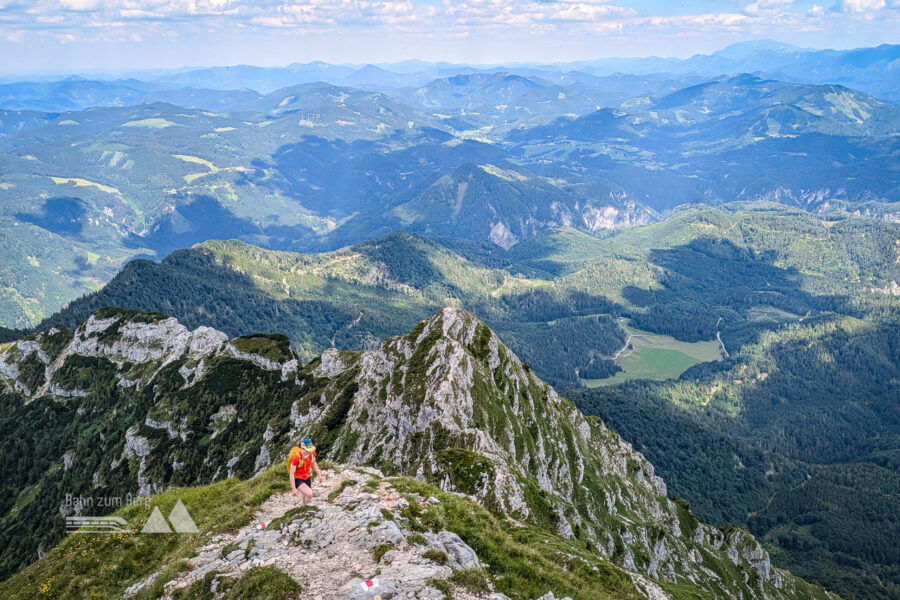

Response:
(222, 567), (300, 599)
(173, 566), (300, 600)
(121, 118), (177, 129)
(268, 505), (320, 531)
(131, 560), (191, 600)
(93, 306), (169, 323)
(423, 548), (449, 565)
(50, 176), (121, 196)
(391, 478), (641, 600)
(230, 334), (293, 362)
(373, 542), (395, 562)
(429, 578), (454, 599)
(0, 467), (287, 600)
(327, 479), (358, 503)
(450, 568), (492, 595)
(583, 321), (723, 386)
(221, 541), (240, 560)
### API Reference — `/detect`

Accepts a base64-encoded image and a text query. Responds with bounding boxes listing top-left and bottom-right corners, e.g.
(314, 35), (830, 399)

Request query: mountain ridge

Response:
(0, 306), (835, 599)
(2, 73), (899, 327)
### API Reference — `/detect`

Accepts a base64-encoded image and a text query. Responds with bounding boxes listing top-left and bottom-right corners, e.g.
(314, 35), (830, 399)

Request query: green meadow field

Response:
(582, 320), (723, 387)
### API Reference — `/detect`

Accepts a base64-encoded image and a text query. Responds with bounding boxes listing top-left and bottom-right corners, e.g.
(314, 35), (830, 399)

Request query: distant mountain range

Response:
(2, 63), (898, 327)
(1, 40), (897, 108)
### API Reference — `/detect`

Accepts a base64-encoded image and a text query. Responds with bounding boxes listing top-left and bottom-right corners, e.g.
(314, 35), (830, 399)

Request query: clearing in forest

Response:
(582, 320), (723, 387)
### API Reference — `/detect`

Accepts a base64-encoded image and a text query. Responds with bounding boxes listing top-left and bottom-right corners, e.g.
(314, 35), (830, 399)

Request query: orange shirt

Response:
(291, 450), (316, 479)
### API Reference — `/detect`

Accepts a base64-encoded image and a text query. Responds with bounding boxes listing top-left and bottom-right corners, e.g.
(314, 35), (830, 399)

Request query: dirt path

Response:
(715, 317), (729, 358)
(716, 331), (729, 358)
(330, 312), (363, 348)
(611, 332), (634, 360)
(154, 467), (497, 600)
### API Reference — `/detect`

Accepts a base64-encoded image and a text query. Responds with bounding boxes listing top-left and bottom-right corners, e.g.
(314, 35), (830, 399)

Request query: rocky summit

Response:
(0, 307), (835, 599)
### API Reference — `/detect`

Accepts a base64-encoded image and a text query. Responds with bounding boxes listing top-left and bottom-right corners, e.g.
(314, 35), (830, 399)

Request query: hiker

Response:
(288, 438), (322, 505)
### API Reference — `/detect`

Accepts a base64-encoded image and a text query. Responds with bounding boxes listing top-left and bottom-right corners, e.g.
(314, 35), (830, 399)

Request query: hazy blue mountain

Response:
(2, 62), (899, 328)
(390, 72), (602, 127)
(150, 61), (358, 93)
(510, 76), (900, 211)
(0, 77), (157, 112)
(540, 41), (900, 102)
(767, 43), (900, 101)
(385, 162), (654, 248)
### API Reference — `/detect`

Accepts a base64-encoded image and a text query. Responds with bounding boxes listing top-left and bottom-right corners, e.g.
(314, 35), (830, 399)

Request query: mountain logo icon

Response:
(140, 499), (198, 534)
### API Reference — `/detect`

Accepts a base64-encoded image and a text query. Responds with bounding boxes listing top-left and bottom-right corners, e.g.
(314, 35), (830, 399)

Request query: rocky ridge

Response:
(128, 467), (499, 600)
(0, 307), (835, 599)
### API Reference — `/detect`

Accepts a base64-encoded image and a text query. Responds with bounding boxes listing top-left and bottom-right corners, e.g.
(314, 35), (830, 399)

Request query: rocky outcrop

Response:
(0, 310), (239, 399)
(581, 199), (655, 231)
(488, 221), (519, 249)
(70, 314), (226, 366)
(872, 280), (900, 296)
(154, 468), (501, 600)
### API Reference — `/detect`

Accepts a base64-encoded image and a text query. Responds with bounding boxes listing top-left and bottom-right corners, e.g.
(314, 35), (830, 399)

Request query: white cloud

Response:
(831, 0), (886, 12)
(743, 0), (796, 15)
(808, 4), (826, 16)
(57, 0), (101, 10)
(0, 0), (896, 61)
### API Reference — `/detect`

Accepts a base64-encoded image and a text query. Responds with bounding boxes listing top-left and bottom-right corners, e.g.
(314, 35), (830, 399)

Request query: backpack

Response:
(285, 446), (303, 476)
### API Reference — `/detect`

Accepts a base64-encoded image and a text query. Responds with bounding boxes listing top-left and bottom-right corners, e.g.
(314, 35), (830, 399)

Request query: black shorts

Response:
(295, 478), (312, 489)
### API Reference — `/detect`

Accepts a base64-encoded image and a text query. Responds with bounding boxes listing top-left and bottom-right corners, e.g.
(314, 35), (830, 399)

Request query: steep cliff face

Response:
(0, 307), (834, 599)
(389, 163), (657, 249)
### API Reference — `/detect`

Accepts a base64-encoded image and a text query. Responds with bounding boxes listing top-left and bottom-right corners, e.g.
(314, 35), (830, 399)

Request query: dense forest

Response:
(571, 308), (900, 600)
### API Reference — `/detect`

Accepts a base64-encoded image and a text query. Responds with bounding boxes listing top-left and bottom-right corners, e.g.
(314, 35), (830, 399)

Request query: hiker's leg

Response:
(299, 482), (313, 505)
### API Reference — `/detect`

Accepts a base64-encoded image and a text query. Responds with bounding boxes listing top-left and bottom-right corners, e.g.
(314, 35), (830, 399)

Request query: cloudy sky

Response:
(0, 0), (898, 75)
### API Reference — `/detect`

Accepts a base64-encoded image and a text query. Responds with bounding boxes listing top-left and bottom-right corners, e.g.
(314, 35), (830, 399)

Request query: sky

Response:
(0, 0), (898, 75)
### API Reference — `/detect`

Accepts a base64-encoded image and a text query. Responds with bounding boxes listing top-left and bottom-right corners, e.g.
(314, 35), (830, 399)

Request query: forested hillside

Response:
(572, 309), (900, 600)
